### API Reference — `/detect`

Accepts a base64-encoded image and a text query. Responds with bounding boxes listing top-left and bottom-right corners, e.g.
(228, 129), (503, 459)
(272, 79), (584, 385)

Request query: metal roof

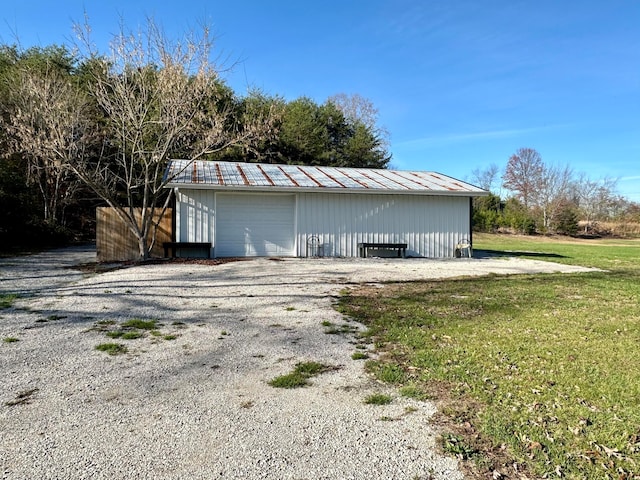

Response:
(164, 160), (488, 196)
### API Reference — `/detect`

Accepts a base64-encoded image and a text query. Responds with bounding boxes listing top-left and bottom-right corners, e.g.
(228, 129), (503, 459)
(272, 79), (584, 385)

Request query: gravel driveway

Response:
(0, 248), (595, 479)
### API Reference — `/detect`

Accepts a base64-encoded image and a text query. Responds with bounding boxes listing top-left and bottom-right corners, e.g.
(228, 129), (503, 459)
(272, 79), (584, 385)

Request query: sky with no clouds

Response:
(2, 0), (639, 201)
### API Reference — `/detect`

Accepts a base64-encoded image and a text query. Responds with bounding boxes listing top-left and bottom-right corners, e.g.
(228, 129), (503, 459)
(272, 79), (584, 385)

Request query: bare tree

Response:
(573, 174), (618, 232)
(535, 163), (573, 230)
(71, 19), (280, 259)
(328, 93), (378, 129)
(503, 148), (575, 231)
(470, 163), (500, 192)
(502, 148), (544, 208)
(1, 62), (89, 225)
(328, 93), (390, 148)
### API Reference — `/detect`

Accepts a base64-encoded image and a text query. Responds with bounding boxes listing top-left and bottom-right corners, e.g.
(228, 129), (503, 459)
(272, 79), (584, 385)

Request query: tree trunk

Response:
(137, 234), (150, 261)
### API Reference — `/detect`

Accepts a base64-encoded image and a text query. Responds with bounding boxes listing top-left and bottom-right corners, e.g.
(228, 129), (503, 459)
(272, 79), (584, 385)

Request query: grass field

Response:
(339, 234), (640, 479)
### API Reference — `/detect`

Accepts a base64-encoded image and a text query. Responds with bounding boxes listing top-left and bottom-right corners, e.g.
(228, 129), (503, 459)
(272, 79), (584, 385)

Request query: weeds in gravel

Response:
(351, 351), (369, 360)
(94, 318), (180, 348)
(121, 318), (158, 330)
(268, 361), (334, 388)
(0, 293), (18, 309)
(95, 343), (128, 355)
(269, 371), (308, 389)
(34, 314), (66, 323)
(3, 337), (20, 343)
(322, 320), (359, 335)
(378, 406), (419, 422)
(121, 331), (143, 340)
(364, 393), (392, 405)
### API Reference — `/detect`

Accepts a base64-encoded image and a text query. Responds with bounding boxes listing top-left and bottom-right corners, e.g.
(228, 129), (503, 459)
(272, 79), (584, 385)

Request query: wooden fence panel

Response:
(96, 208), (172, 262)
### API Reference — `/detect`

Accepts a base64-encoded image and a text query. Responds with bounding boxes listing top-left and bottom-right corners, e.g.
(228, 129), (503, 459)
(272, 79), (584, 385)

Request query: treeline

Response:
(472, 148), (640, 237)
(0, 21), (390, 254)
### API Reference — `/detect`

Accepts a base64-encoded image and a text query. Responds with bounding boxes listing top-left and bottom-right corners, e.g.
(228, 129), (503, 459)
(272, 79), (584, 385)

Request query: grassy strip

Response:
(339, 235), (640, 478)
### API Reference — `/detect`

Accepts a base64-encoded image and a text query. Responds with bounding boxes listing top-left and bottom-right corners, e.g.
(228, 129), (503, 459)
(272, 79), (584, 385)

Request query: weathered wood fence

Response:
(96, 208), (173, 262)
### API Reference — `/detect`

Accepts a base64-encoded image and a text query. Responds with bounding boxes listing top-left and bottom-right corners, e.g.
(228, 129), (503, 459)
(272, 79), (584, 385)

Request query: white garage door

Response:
(216, 194), (295, 257)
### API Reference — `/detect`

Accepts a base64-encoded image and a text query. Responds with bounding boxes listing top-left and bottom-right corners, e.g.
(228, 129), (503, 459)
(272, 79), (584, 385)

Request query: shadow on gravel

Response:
(474, 249), (568, 260)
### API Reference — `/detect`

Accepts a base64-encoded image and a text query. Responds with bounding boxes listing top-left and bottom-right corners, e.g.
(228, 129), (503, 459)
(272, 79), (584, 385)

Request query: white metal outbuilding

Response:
(164, 160), (488, 258)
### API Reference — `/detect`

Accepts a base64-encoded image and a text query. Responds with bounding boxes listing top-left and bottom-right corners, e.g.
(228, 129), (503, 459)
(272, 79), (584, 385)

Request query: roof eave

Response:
(166, 183), (489, 196)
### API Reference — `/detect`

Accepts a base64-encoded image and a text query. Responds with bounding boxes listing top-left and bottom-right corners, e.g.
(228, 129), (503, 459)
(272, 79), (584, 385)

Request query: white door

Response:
(216, 194), (295, 257)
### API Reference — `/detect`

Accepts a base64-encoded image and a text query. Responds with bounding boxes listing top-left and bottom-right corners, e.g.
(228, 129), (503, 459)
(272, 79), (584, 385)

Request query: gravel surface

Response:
(0, 248), (596, 479)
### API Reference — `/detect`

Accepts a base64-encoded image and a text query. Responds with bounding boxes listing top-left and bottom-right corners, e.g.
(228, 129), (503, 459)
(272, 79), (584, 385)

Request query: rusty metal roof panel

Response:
(275, 166), (311, 187)
(259, 164), (293, 187)
(165, 160), (487, 195)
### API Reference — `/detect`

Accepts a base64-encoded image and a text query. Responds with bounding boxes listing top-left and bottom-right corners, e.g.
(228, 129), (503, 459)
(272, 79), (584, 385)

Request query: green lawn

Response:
(340, 234), (640, 479)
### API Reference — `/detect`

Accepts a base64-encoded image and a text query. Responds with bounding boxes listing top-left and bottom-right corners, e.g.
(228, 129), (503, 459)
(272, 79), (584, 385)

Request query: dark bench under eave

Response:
(357, 242), (408, 258)
(163, 242), (212, 259)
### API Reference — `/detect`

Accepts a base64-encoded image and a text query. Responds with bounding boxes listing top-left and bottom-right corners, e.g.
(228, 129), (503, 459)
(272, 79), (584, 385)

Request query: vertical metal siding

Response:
(176, 189), (215, 245)
(296, 193), (470, 258)
(177, 189), (472, 258)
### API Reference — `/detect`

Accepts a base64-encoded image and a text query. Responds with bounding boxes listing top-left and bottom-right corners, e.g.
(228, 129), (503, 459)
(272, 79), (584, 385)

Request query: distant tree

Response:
(328, 93), (390, 146)
(472, 193), (503, 232)
(205, 89), (285, 164)
(277, 96), (389, 168)
(621, 201), (640, 223)
(503, 197), (536, 234)
(343, 122), (391, 168)
(502, 148), (544, 208)
(470, 163), (500, 192)
(318, 101), (353, 166)
(278, 97), (329, 165)
(328, 93), (378, 129)
(535, 163), (573, 231)
(502, 148), (573, 232)
(233, 90), (285, 163)
(0, 45), (88, 227)
(551, 199), (579, 236)
(572, 173), (618, 232)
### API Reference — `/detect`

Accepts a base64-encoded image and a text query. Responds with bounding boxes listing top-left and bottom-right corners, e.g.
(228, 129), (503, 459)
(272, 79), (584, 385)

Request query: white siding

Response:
(176, 188), (471, 258)
(176, 189), (215, 251)
(295, 193), (470, 258)
(215, 193), (295, 257)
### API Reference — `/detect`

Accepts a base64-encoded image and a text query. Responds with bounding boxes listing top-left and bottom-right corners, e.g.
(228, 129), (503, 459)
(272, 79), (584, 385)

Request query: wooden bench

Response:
(358, 242), (407, 258)
(163, 242), (211, 258)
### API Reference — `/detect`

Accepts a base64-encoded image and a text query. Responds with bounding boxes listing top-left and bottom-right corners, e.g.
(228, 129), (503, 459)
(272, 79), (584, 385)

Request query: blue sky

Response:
(3, 1), (639, 201)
